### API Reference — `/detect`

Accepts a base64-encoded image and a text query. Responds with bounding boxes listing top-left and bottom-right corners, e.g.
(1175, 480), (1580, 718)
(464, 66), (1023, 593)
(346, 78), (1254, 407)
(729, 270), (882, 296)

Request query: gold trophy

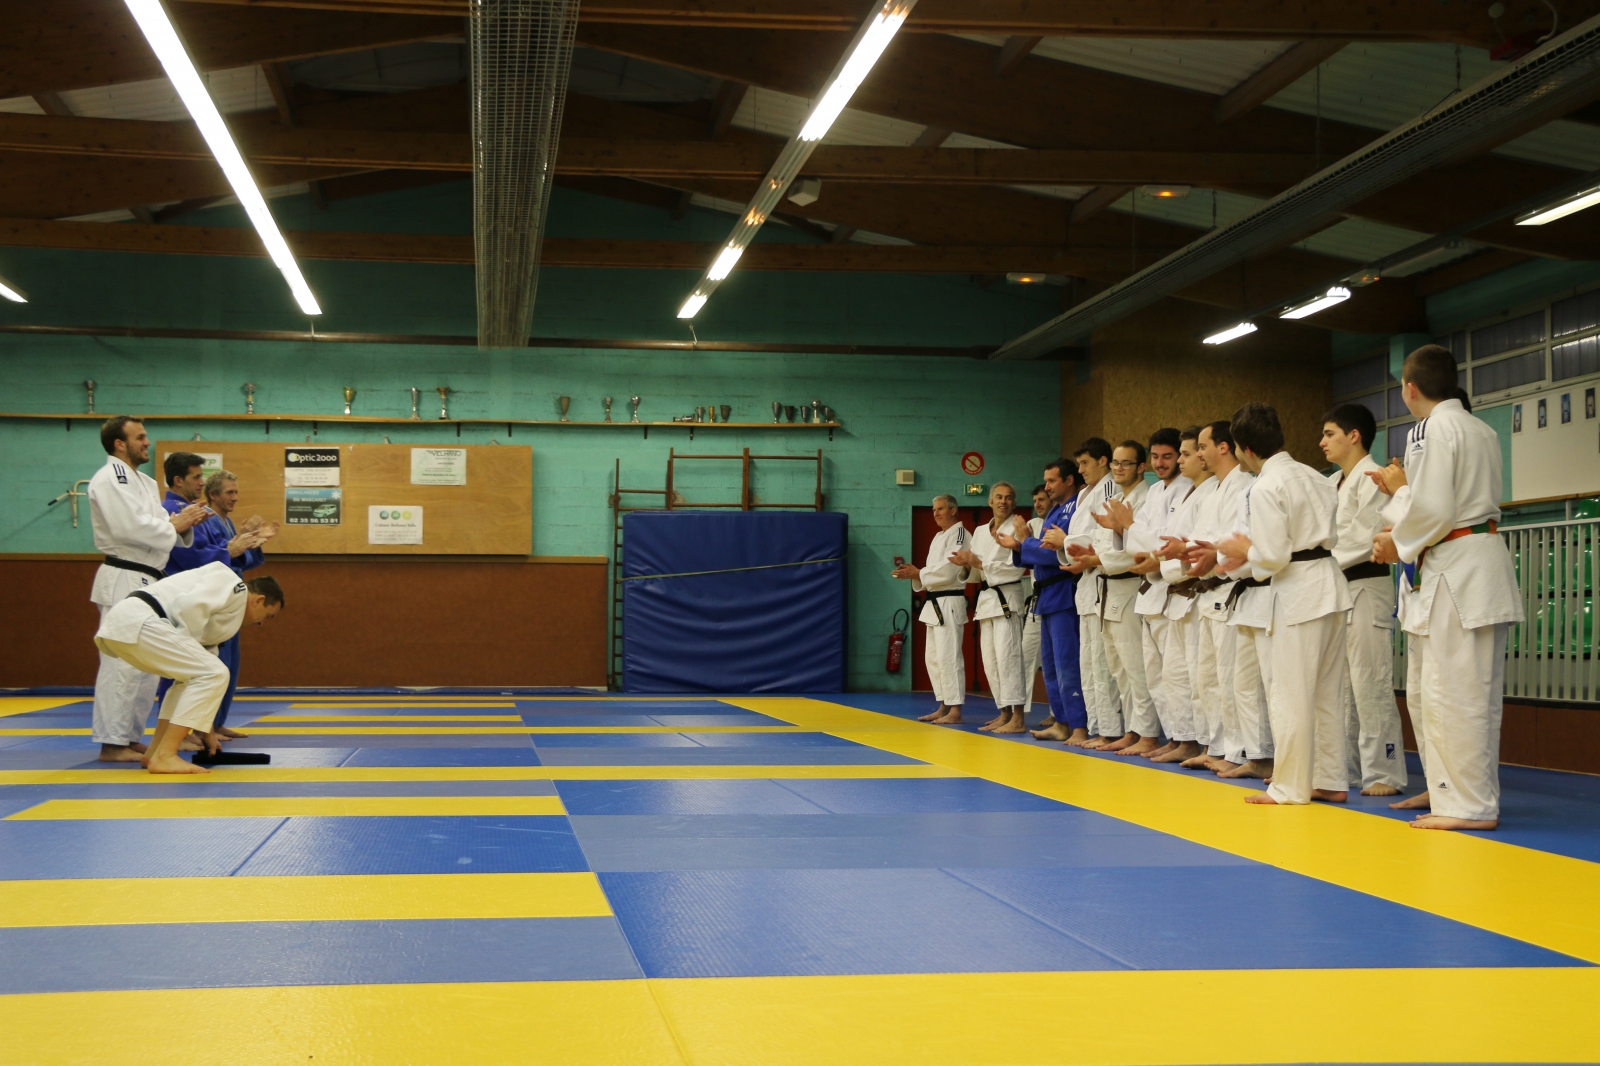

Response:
(244, 383), (256, 415)
(437, 386), (451, 420)
(342, 387), (356, 416)
(603, 396), (613, 423)
(84, 380), (96, 414)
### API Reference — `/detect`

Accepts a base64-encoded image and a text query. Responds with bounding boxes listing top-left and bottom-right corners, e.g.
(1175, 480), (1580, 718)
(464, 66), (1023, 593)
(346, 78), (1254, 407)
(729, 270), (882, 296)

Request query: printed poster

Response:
(368, 505), (423, 545)
(286, 487), (342, 525)
(284, 447), (341, 487)
(410, 448), (467, 486)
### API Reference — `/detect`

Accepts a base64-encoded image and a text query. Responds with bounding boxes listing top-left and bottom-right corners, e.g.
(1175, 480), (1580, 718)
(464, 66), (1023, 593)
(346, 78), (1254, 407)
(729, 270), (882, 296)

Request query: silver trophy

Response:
(559, 396), (571, 422)
(437, 386), (451, 420)
(823, 406), (835, 423)
(695, 406), (706, 423)
(785, 405), (796, 423)
(630, 396), (641, 423)
(771, 401), (782, 424)
(342, 387), (356, 416)
(244, 383), (256, 415)
(720, 404), (731, 423)
(84, 380), (96, 414)
(603, 396), (613, 423)
(811, 399), (822, 424)
(409, 387), (421, 420)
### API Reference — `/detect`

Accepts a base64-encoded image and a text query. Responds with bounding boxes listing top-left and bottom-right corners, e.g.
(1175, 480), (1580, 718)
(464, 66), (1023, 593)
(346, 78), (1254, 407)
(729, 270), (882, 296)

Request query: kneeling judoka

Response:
(93, 562), (285, 775)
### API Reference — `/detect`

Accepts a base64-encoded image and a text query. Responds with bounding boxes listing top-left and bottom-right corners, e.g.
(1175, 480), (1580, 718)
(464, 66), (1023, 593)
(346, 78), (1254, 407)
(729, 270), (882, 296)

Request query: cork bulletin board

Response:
(156, 441), (533, 555)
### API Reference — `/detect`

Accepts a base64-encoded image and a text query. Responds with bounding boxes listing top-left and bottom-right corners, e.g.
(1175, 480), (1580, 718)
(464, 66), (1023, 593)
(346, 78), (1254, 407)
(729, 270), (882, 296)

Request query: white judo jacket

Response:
(1159, 476), (1217, 620)
(913, 523), (971, 626)
(88, 454), (193, 608)
(1389, 398), (1522, 635)
(1193, 466), (1254, 622)
(1093, 478), (1150, 622)
(1243, 451), (1350, 630)
(970, 517), (1029, 621)
(1068, 475), (1119, 616)
(96, 561), (249, 651)
(1123, 475), (1192, 617)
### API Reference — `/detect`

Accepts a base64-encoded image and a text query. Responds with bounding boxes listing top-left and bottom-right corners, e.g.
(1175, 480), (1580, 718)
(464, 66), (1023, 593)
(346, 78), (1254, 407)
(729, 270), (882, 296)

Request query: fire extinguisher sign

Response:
(961, 451), (985, 476)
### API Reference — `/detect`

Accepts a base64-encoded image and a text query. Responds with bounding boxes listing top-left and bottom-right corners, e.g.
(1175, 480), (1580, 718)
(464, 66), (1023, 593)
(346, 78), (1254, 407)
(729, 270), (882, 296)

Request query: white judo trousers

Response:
(1021, 611), (1042, 716)
(925, 623), (966, 707)
(1079, 614), (1121, 738)
(1162, 612), (1201, 742)
(1100, 586), (1160, 738)
(1141, 616), (1175, 739)
(977, 607), (1026, 708)
(95, 612), (230, 734)
(1411, 583), (1507, 821)
(1196, 616), (1244, 761)
(1264, 611), (1350, 804)
(1342, 577), (1408, 791)
(93, 588), (161, 746)
(1230, 623), (1275, 761)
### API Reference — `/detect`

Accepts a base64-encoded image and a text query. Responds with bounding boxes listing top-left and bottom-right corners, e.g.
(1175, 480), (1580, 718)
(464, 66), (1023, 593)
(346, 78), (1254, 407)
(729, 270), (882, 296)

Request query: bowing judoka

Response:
(1069, 441), (1160, 753)
(1217, 403), (1351, 806)
(93, 563), (284, 774)
(1321, 404), (1408, 796)
(999, 461), (1088, 744)
(1018, 485), (1052, 723)
(87, 417), (210, 763)
(952, 482), (1032, 733)
(1373, 348), (1521, 830)
(1151, 427), (1215, 764)
(893, 494), (971, 725)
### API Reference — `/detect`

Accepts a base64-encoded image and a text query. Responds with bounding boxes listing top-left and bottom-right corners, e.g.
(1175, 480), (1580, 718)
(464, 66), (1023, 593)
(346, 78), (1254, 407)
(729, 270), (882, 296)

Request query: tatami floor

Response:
(1, 690), (1597, 1065)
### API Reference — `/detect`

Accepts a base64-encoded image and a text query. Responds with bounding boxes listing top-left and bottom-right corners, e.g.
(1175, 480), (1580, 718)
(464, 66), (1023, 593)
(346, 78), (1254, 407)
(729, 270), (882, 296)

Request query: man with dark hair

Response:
(1151, 426), (1215, 763)
(1058, 438), (1123, 747)
(1219, 411), (1282, 784)
(1018, 484), (1053, 724)
(94, 562), (284, 774)
(1218, 403), (1351, 807)
(86, 417), (210, 763)
(999, 462), (1089, 743)
(1371, 344), (1521, 830)
(1321, 404), (1408, 797)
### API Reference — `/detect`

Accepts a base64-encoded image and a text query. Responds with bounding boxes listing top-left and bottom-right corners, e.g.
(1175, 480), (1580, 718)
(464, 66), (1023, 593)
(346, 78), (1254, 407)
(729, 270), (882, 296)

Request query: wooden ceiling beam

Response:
(1213, 40), (1349, 125)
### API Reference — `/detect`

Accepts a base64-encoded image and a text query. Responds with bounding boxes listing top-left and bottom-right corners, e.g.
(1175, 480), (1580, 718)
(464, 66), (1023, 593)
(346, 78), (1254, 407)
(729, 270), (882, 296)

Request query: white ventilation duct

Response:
(991, 13), (1600, 359)
(471, 0), (581, 349)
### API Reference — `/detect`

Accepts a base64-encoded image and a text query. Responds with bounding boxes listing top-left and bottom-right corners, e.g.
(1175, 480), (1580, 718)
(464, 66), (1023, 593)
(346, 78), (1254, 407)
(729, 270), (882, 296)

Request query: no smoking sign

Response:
(960, 451), (985, 476)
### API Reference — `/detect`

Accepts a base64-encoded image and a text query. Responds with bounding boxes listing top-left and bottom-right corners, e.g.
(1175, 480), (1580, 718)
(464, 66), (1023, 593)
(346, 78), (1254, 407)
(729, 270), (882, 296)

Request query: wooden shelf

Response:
(2, 411), (841, 439)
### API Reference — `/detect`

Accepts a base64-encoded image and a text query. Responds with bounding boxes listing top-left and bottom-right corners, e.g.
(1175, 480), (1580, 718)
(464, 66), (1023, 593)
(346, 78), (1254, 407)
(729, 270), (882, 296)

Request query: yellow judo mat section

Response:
(0, 691), (1596, 1065)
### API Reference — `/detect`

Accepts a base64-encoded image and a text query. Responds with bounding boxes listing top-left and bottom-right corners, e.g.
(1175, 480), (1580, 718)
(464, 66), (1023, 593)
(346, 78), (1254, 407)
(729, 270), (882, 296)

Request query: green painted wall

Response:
(0, 181), (1063, 691)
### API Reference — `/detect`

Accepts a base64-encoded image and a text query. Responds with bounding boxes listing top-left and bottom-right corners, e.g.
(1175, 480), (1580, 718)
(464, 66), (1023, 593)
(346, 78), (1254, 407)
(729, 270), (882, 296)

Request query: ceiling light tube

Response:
(675, 0), (917, 319)
(0, 273), (26, 304)
(122, 0), (321, 315)
(1515, 183), (1600, 226)
(1278, 286), (1352, 320)
(1202, 321), (1258, 345)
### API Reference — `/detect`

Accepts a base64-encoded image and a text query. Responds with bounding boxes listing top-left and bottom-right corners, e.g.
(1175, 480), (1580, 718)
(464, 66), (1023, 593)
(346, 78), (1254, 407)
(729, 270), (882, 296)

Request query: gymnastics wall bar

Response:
(665, 447), (824, 511)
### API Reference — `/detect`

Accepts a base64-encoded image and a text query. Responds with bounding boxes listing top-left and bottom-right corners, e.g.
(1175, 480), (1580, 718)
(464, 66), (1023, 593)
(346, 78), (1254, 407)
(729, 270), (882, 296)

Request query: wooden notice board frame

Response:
(157, 441), (532, 555)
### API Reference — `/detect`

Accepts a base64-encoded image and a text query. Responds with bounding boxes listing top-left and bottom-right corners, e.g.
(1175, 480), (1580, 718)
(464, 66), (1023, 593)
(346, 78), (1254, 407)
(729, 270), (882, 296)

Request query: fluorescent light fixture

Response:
(0, 273), (26, 303)
(1278, 286), (1351, 320)
(122, 0), (321, 315)
(675, 0), (917, 319)
(707, 245), (745, 281)
(1202, 321), (1258, 345)
(798, 3), (913, 142)
(1516, 183), (1600, 226)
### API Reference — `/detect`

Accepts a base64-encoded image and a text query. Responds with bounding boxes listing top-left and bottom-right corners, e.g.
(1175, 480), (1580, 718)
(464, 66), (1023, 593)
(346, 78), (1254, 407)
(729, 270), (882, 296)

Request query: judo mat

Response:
(621, 511), (847, 692)
(0, 689), (1597, 1065)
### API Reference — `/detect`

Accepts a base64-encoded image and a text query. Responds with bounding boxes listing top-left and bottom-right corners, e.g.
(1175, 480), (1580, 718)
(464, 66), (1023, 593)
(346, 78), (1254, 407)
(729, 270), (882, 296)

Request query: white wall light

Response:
(0, 273), (27, 304)
(1278, 286), (1351, 320)
(122, 0), (321, 315)
(1202, 321), (1258, 345)
(1515, 183), (1600, 226)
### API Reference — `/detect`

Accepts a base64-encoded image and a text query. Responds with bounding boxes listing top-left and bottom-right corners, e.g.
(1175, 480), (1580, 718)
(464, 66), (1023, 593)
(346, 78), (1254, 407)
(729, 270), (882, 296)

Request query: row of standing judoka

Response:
(903, 345), (1521, 826)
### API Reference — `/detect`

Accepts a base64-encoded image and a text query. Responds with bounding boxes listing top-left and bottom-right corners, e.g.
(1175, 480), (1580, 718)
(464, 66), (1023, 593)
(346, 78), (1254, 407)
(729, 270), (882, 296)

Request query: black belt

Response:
(1168, 578), (1201, 599)
(104, 556), (165, 581)
(1223, 577), (1267, 610)
(1343, 561), (1390, 581)
(129, 590), (167, 619)
(1194, 576), (1226, 593)
(1033, 570), (1074, 592)
(923, 588), (966, 625)
(1290, 547), (1332, 562)
(1105, 571), (1140, 580)
(978, 579), (1022, 619)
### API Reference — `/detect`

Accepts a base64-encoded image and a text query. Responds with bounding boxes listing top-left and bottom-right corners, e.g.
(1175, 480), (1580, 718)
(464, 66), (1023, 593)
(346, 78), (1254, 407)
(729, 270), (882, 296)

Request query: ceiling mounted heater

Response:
(471, 0), (581, 349)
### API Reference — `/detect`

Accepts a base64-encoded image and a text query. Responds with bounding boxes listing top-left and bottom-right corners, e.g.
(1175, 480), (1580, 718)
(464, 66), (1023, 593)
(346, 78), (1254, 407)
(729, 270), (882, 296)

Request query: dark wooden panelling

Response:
(0, 556), (608, 689)
(1397, 695), (1600, 776)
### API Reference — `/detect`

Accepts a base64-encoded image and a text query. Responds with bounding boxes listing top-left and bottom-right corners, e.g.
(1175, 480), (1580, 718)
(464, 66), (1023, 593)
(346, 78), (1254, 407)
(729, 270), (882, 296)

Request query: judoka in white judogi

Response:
(1066, 471), (1122, 739)
(908, 506), (972, 712)
(1093, 471), (1160, 743)
(1125, 468), (1194, 745)
(968, 502), (1030, 710)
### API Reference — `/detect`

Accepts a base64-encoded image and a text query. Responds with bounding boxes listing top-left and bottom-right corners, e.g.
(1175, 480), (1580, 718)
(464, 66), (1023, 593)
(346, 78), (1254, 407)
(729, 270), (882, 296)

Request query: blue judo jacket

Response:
(160, 491), (264, 575)
(1016, 495), (1079, 616)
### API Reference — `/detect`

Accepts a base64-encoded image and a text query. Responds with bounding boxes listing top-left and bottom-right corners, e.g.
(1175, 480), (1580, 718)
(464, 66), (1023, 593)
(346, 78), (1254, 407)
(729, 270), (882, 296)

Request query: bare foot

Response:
(1390, 790), (1430, 810)
(129, 741), (148, 754)
(1244, 793), (1279, 805)
(1143, 740), (1178, 759)
(918, 705), (947, 723)
(1101, 732), (1137, 752)
(1411, 814), (1496, 831)
(146, 752), (209, 775)
(1180, 752), (1216, 770)
(1361, 784), (1401, 797)
(1116, 736), (1161, 756)
(1207, 759), (1242, 775)
(98, 745), (144, 763)
(978, 714), (1004, 732)
(1219, 758), (1273, 780)
(1063, 728), (1093, 748)
(1031, 721), (1070, 741)
(931, 708), (964, 725)
(1153, 741), (1202, 764)
(1311, 789), (1348, 803)
(993, 712), (1028, 735)
(178, 736), (202, 752)
(218, 726), (248, 739)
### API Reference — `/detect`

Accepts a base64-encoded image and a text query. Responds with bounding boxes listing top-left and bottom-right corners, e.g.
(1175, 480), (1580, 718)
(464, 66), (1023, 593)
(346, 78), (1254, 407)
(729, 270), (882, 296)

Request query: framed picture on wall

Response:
(1513, 403), (1523, 433)
(1538, 398), (1548, 429)
(1587, 387), (1595, 419)
(1563, 393), (1572, 424)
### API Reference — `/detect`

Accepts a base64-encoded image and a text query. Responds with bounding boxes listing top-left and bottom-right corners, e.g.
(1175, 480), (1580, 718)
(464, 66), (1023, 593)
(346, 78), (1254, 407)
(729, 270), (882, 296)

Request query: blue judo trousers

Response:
(1016, 495), (1087, 731)
(154, 493), (264, 730)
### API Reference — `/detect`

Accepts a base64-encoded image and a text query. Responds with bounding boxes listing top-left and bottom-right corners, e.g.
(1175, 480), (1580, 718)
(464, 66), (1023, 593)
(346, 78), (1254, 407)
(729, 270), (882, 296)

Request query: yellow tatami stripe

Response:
(0, 698), (84, 720)
(3, 969), (1597, 1066)
(0, 764), (961, 786)
(285, 702), (518, 709)
(733, 697), (1600, 964)
(249, 715), (525, 723)
(0, 872), (610, 927)
(6, 795), (566, 820)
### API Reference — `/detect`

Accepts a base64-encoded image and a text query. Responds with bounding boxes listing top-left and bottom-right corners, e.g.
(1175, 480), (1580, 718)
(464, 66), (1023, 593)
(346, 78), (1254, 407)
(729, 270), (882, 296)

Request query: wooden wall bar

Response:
(0, 554), (608, 688)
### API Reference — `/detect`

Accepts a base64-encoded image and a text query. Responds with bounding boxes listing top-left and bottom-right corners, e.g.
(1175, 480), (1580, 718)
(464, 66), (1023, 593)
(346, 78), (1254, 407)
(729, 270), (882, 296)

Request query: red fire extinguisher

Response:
(887, 608), (910, 673)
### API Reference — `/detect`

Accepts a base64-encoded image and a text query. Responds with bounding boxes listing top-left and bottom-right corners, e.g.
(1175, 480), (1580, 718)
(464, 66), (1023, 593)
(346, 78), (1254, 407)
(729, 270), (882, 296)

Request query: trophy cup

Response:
(823, 406), (835, 424)
(244, 383), (256, 415)
(343, 387), (356, 416)
(771, 401), (782, 424)
(784, 405), (796, 423)
(720, 404), (731, 423)
(695, 406), (706, 423)
(84, 380), (96, 414)
(629, 396), (641, 423)
(559, 396), (571, 422)
(603, 396), (613, 423)
(811, 400), (822, 424)
(437, 386), (451, 420)
(409, 388), (421, 420)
